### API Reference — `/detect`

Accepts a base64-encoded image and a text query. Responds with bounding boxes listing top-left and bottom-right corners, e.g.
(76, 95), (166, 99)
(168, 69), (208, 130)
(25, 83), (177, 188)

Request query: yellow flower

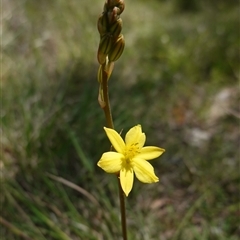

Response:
(97, 125), (165, 196)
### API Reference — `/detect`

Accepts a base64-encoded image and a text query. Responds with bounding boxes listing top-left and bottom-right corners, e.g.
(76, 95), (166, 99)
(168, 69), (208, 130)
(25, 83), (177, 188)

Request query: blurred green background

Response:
(1, 0), (239, 239)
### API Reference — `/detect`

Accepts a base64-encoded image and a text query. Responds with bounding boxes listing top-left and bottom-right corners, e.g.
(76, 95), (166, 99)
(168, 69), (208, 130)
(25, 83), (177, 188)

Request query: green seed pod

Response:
(108, 34), (125, 62)
(109, 18), (122, 38)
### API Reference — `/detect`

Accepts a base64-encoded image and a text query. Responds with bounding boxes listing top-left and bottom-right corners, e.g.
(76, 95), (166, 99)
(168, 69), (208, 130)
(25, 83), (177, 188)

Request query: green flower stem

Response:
(117, 175), (128, 240)
(101, 63), (128, 240)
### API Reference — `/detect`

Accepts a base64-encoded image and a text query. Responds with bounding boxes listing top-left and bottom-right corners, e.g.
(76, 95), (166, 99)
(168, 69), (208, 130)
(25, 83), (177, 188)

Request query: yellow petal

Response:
(132, 158), (159, 183)
(120, 167), (134, 196)
(138, 146), (165, 160)
(125, 124), (146, 148)
(104, 127), (125, 154)
(97, 152), (123, 173)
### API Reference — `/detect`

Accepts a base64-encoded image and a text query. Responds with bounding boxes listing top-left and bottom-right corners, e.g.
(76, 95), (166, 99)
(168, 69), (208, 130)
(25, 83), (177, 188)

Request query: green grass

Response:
(1, 0), (239, 239)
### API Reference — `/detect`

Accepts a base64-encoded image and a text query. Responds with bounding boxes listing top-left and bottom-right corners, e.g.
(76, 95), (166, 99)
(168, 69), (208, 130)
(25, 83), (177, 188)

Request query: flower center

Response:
(124, 143), (140, 164)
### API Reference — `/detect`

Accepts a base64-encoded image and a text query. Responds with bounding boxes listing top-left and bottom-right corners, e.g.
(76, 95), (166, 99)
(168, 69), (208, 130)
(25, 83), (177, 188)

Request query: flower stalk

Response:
(101, 61), (127, 239)
(96, 1), (165, 239)
(97, 1), (127, 239)
(101, 63), (114, 129)
(118, 175), (127, 240)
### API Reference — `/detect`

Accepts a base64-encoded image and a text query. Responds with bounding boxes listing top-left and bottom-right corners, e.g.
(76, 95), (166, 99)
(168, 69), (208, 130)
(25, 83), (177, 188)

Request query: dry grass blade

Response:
(46, 173), (100, 206)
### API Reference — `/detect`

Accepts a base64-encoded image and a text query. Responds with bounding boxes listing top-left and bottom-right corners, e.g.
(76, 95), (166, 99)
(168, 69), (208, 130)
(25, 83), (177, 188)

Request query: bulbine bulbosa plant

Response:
(96, 1), (165, 239)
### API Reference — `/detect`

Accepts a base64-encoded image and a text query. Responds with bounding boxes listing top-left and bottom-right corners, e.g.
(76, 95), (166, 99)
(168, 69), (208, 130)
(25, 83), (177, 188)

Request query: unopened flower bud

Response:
(97, 35), (113, 64)
(109, 18), (122, 39)
(108, 7), (118, 24)
(108, 34), (125, 62)
(116, 0), (125, 15)
(97, 14), (108, 36)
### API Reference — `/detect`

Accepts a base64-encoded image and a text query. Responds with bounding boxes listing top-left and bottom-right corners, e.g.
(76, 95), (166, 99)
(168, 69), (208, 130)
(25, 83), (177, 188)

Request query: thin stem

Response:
(102, 63), (114, 129)
(118, 176), (127, 240)
(101, 63), (127, 240)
